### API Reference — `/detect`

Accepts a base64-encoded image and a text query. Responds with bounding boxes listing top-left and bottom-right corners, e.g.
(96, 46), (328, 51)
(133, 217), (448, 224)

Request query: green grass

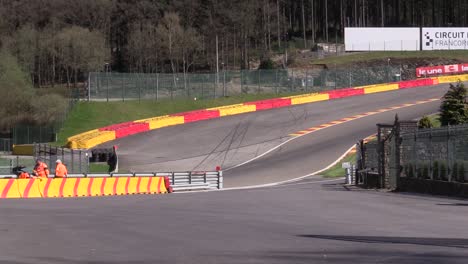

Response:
(55, 93), (302, 146)
(322, 153), (356, 178)
(312, 50), (468, 66)
(89, 163), (110, 173)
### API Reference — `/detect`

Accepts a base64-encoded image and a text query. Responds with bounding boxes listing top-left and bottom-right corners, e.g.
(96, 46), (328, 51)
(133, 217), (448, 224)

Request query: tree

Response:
(440, 82), (468, 126)
(56, 26), (110, 87)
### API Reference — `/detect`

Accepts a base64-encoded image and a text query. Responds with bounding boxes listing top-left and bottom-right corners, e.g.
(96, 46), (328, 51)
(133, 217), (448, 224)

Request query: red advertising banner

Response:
(416, 63), (468, 77)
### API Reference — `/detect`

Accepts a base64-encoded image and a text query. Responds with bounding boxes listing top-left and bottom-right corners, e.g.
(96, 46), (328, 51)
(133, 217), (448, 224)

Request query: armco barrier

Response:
(362, 83), (399, 94)
(244, 98), (291, 110)
(68, 130), (116, 149)
(12, 144), (34, 155)
(67, 75), (465, 149)
(99, 121), (150, 139)
(437, 74), (468, 84)
(0, 175), (169, 199)
(171, 109), (220, 123)
(285, 93), (329, 105)
(135, 115), (185, 130)
(207, 104), (256, 116)
(398, 78), (436, 89)
(327, 88), (365, 99)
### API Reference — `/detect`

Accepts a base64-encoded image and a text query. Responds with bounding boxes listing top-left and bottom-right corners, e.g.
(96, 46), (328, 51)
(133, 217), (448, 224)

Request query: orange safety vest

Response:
(34, 162), (49, 178)
(55, 163), (68, 178)
(18, 172), (30, 179)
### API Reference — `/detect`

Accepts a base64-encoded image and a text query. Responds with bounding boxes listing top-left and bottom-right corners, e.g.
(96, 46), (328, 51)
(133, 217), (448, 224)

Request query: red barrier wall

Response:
(327, 88), (365, 99)
(398, 78), (434, 89)
(171, 110), (221, 123)
(244, 98), (292, 110)
(99, 122), (150, 139)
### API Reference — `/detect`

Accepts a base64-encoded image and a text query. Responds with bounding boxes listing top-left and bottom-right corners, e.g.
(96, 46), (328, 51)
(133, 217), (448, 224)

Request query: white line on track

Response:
(175, 99), (440, 193)
(224, 98), (439, 172)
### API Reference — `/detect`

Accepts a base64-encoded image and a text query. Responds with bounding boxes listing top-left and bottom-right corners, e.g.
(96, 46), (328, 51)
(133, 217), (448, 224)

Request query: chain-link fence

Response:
(0, 138), (12, 153)
(88, 66), (403, 101)
(0, 156), (35, 175)
(34, 144), (89, 174)
(400, 125), (468, 182)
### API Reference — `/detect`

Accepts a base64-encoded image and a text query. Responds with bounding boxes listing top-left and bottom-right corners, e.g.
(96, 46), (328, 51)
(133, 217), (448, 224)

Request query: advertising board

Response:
(422, 28), (468, 50)
(345, 27), (420, 51)
(416, 64), (468, 77)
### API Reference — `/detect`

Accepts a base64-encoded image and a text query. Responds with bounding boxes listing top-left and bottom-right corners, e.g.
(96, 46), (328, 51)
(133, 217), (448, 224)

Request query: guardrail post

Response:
(218, 171), (223, 189)
(189, 171), (192, 184)
(172, 172), (175, 185)
(204, 172), (207, 183)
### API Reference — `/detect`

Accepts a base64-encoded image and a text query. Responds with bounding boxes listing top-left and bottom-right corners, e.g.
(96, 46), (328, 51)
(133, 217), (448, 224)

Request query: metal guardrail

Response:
(0, 171), (223, 191)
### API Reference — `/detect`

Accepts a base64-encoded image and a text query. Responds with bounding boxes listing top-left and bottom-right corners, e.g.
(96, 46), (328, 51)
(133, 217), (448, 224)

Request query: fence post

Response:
(71, 149), (74, 174)
(106, 72), (109, 102)
(275, 69), (279, 94)
(213, 74), (217, 98)
(291, 69), (295, 92)
(429, 128), (433, 180)
(223, 70), (226, 97)
(240, 70), (244, 94)
(156, 73), (159, 101)
(218, 170), (223, 189)
(138, 75), (142, 102)
(447, 125), (451, 182)
(122, 76), (125, 102)
(257, 70), (260, 94)
(305, 69), (309, 92)
(87, 73), (91, 101)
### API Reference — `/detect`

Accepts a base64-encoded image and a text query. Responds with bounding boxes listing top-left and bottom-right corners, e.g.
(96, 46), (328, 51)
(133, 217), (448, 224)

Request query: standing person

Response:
(55, 160), (68, 178)
(33, 159), (49, 178)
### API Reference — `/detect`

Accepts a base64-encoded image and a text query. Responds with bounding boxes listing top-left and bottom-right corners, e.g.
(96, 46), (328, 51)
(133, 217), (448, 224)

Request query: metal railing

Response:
(0, 171), (223, 191)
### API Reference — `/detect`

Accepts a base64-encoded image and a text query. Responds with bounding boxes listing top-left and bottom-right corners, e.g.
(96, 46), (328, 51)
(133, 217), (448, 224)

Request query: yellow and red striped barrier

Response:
(0, 176), (169, 199)
(67, 74), (468, 149)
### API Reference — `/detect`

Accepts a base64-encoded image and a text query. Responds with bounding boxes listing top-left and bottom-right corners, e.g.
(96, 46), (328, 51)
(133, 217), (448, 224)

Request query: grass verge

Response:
(312, 50), (468, 66)
(55, 93), (302, 146)
(89, 163), (109, 173)
(322, 152), (356, 178)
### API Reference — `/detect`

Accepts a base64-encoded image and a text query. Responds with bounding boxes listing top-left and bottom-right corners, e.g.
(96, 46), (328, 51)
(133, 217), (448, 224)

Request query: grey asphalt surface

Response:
(104, 84), (447, 187)
(2, 84), (467, 264)
(1, 180), (468, 263)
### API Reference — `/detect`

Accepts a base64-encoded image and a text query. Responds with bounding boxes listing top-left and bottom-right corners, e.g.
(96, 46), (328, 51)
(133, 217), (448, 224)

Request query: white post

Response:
(87, 73), (91, 101)
(216, 35), (219, 97)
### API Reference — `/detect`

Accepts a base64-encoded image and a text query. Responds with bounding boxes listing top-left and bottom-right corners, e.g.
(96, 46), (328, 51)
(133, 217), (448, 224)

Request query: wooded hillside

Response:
(0, 0), (467, 87)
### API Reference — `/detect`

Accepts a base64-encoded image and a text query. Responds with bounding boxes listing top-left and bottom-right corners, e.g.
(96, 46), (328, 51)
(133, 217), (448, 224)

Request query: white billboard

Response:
(422, 28), (468, 50)
(345, 27), (420, 51)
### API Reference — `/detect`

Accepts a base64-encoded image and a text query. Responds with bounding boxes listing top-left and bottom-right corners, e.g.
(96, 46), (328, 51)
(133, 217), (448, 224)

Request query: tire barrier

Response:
(67, 75), (467, 149)
(0, 176), (169, 199)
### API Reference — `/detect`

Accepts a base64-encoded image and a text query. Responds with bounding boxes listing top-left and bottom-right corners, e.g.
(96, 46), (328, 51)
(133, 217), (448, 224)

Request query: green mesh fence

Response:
(88, 66), (403, 101)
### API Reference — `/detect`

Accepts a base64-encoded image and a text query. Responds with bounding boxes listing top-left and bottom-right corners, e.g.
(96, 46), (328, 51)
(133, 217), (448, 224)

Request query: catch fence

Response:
(88, 66), (403, 101)
(34, 144), (89, 174)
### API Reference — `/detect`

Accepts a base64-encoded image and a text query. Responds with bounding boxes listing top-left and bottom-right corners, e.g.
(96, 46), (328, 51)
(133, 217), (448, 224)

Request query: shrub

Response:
(258, 58), (275, 70)
(418, 116), (433, 129)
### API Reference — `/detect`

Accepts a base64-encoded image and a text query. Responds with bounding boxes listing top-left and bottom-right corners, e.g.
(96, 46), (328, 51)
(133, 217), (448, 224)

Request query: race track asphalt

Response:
(103, 84), (447, 187)
(1, 84), (467, 264)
